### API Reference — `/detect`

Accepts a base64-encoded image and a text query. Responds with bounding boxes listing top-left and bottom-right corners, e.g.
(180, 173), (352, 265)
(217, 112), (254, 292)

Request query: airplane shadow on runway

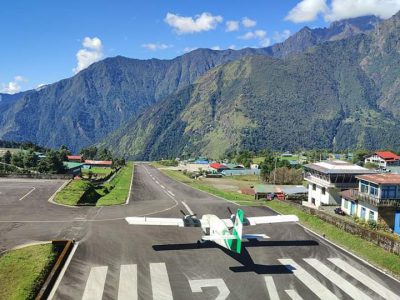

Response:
(152, 239), (318, 275)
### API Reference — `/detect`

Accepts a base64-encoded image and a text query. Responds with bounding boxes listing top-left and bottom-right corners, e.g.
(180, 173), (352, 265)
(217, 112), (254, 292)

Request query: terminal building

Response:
(304, 161), (374, 208)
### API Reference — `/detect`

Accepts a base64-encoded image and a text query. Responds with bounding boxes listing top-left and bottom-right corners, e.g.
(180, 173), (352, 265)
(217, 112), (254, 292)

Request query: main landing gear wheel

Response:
(196, 239), (206, 248)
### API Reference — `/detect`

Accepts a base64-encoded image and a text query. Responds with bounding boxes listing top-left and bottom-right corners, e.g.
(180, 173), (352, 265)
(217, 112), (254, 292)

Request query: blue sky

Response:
(1, 0), (399, 93)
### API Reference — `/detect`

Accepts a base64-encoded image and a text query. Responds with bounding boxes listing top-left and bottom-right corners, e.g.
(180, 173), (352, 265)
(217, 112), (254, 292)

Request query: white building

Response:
(304, 161), (374, 208)
(341, 174), (400, 234)
(364, 151), (400, 168)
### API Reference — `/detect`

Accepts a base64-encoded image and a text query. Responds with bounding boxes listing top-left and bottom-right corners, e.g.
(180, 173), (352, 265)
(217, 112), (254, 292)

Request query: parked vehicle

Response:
(334, 207), (346, 216)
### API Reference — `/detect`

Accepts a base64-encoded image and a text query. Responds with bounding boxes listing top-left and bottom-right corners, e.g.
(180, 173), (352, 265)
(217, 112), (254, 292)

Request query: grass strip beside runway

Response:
(0, 244), (58, 300)
(96, 162), (133, 206)
(160, 169), (400, 277)
(54, 162), (133, 206)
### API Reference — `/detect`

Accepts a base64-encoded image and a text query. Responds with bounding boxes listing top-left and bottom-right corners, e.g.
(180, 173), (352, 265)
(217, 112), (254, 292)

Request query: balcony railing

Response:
(304, 174), (357, 188)
(350, 190), (400, 207)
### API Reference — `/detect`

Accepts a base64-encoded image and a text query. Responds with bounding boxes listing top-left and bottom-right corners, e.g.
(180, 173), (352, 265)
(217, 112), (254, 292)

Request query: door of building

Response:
(394, 211), (400, 235)
(350, 201), (356, 215)
(360, 207), (366, 219)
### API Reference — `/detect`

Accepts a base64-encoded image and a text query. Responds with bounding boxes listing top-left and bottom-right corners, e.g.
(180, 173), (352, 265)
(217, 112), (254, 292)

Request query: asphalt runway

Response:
(0, 167), (399, 299)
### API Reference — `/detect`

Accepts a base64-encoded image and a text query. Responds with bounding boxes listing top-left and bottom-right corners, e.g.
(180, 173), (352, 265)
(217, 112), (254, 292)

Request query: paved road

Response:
(1, 166), (399, 299)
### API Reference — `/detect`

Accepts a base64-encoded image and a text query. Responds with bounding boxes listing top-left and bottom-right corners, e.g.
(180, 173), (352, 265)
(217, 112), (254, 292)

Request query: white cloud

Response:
(142, 43), (173, 51)
(242, 17), (257, 28)
(228, 44), (236, 50)
(226, 20), (239, 32)
(326, 0), (400, 21)
(1, 76), (26, 94)
(73, 37), (104, 74)
(286, 0), (400, 23)
(211, 46), (221, 50)
(239, 30), (271, 48)
(273, 29), (292, 42)
(239, 30), (267, 40)
(164, 12), (223, 34)
(285, 0), (328, 23)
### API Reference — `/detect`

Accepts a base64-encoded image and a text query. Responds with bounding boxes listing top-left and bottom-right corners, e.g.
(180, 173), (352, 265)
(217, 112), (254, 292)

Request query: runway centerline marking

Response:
(304, 258), (372, 300)
(150, 263), (173, 300)
(82, 266), (108, 300)
(160, 185), (165, 189)
(328, 258), (398, 300)
(118, 264), (137, 300)
(279, 259), (339, 300)
(264, 276), (279, 300)
(181, 201), (194, 215)
(18, 187), (36, 201)
(167, 190), (175, 197)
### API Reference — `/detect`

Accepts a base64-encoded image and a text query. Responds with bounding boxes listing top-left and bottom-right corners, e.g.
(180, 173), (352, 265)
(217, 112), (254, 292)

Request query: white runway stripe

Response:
(118, 264), (137, 300)
(167, 190), (175, 197)
(304, 258), (372, 300)
(150, 263), (173, 300)
(285, 290), (303, 300)
(264, 276), (279, 300)
(82, 266), (108, 300)
(278, 259), (339, 300)
(328, 258), (398, 300)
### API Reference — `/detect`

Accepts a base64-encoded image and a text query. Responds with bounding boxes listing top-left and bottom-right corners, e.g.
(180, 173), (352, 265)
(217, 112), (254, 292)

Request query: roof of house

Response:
(225, 163), (244, 169)
(281, 186), (308, 195)
(304, 160), (374, 174)
(67, 155), (82, 160)
(84, 160), (112, 166)
(254, 184), (277, 194)
(356, 173), (400, 185)
(193, 160), (209, 164)
(63, 162), (84, 169)
(374, 151), (400, 161)
(210, 162), (228, 169)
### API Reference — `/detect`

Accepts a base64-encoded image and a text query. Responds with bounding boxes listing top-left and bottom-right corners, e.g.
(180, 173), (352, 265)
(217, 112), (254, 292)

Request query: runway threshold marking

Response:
(285, 289), (303, 300)
(18, 187), (35, 201)
(264, 276), (279, 300)
(150, 263), (173, 300)
(82, 266), (108, 300)
(118, 264), (137, 300)
(328, 258), (399, 300)
(304, 258), (372, 300)
(278, 259), (339, 300)
(189, 279), (230, 300)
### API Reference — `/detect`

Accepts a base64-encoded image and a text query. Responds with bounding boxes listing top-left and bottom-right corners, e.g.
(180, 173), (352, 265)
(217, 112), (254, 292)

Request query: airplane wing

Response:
(221, 214), (298, 227)
(242, 234), (270, 240)
(246, 215), (298, 225)
(201, 234), (236, 241)
(126, 217), (185, 227)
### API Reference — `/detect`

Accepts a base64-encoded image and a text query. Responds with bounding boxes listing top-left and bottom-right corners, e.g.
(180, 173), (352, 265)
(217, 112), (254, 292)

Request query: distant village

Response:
(160, 150), (400, 236)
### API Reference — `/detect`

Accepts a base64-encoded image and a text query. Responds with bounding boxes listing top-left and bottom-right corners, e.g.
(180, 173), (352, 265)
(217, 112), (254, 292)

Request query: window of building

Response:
(312, 184), (316, 191)
(344, 200), (349, 209)
(360, 180), (369, 193)
(369, 210), (375, 220)
(311, 198), (315, 205)
(370, 184), (379, 196)
(322, 187), (326, 195)
(381, 186), (397, 199)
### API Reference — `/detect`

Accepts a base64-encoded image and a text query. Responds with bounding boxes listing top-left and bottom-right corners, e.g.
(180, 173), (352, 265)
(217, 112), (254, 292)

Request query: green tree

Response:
(80, 146), (98, 160)
(23, 150), (38, 169)
(3, 150), (11, 165)
(11, 151), (24, 168)
(353, 149), (371, 164)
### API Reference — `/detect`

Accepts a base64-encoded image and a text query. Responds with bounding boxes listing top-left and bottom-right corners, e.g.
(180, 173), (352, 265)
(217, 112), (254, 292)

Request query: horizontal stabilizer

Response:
(247, 215), (298, 226)
(242, 234), (270, 240)
(125, 217), (184, 227)
(202, 234), (236, 241)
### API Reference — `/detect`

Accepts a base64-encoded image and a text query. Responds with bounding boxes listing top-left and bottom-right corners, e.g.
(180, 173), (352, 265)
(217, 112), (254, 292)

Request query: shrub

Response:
(367, 219), (377, 230)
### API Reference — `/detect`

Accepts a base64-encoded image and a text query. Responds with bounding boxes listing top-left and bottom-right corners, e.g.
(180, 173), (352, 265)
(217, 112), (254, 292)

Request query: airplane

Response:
(125, 208), (299, 254)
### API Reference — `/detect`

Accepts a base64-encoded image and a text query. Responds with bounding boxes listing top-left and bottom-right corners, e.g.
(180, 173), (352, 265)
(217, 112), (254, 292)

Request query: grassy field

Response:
(0, 243), (58, 300)
(81, 167), (113, 180)
(54, 180), (90, 206)
(54, 162), (133, 206)
(97, 162), (133, 206)
(160, 169), (400, 277)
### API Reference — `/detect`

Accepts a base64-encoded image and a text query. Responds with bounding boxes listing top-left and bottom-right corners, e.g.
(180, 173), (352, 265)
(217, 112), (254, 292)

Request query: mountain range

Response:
(2, 14), (399, 159)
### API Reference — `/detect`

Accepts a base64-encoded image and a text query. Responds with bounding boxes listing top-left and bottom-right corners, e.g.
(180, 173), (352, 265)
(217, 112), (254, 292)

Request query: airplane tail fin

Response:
(229, 209), (244, 254)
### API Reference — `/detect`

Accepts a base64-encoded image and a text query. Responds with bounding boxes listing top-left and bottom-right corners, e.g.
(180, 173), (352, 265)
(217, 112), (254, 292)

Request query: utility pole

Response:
(273, 156), (277, 185)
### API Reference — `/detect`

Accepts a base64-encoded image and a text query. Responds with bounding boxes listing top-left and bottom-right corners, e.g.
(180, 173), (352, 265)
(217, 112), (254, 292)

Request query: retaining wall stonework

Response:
(282, 200), (400, 255)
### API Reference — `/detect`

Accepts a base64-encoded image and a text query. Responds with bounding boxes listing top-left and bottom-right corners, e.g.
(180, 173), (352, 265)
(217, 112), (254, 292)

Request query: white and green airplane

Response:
(125, 209), (298, 254)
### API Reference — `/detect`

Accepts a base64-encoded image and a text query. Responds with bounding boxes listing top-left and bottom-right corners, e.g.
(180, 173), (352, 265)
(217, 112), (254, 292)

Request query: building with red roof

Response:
(67, 155), (82, 162)
(365, 151), (400, 168)
(209, 162), (229, 172)
(84, 160), (113, 167)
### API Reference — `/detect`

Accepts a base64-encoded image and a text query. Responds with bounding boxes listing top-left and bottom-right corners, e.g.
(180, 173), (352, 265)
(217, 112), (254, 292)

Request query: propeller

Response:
(227, 207), (233, 215)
